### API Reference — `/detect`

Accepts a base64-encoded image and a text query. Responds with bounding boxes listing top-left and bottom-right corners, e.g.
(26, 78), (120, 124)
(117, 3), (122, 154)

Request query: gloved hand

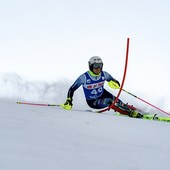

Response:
(60, 98), (73, 110)
(108, 80), (120, 89)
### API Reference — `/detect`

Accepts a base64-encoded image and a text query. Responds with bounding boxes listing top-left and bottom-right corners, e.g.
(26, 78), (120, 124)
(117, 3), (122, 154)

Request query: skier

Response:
(61, 56), (141, 118)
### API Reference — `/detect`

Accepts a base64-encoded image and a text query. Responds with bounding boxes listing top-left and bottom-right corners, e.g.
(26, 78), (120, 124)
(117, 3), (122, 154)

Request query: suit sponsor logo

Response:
(85, 81), (104, 89)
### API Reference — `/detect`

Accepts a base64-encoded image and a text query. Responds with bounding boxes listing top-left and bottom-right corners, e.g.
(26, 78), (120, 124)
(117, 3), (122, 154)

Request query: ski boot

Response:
(128, 110), (143, 118)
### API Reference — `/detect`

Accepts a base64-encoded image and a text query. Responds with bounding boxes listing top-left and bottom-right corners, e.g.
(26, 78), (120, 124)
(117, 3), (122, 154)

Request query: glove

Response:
(60, 98), (73, 110)
(108, 80), (120, 89)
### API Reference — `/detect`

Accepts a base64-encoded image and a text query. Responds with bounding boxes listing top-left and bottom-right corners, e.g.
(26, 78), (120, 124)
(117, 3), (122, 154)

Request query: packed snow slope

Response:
(0, 98), (170, 170)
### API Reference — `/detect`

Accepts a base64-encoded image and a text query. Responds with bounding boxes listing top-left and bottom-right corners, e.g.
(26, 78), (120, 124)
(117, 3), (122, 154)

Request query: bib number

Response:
(91, 87), (103, 95)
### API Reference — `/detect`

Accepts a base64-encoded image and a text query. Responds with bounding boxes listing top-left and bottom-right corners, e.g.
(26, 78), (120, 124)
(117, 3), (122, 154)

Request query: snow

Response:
(0, 98), (170, 170)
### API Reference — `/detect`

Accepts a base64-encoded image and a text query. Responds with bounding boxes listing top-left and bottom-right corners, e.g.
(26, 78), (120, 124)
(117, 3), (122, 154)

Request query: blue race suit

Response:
(67, 70), (123, 109)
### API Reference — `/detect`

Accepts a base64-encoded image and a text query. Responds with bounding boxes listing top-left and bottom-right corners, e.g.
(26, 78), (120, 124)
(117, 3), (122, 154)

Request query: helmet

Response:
(88, 56), (103, 72)
(88, 56), (103, 65)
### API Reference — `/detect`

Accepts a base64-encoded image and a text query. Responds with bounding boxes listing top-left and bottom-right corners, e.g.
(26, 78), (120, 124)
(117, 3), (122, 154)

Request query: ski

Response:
(142, 114), (170, 122)
(115, 112), (170, 122)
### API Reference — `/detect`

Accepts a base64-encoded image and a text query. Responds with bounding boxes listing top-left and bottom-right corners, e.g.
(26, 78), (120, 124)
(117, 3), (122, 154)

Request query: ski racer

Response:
(61, 56), (142, 118)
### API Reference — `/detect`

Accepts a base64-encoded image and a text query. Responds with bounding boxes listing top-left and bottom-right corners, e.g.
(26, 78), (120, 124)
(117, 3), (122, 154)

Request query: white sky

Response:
(0, 0), (170, 97)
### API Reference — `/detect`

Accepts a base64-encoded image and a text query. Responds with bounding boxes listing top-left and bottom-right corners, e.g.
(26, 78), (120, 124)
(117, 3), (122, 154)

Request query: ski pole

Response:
(17, 101), (59, 106)
(122, 89), (170, 116)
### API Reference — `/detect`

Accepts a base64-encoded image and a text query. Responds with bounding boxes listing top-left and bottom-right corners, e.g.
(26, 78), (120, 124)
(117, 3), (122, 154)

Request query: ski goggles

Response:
(92, 63), (103, 69)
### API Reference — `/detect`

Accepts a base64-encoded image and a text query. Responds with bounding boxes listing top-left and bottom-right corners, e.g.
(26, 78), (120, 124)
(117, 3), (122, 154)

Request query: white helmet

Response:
(88, 56), (103, 66)
(88, 56), (103, 72)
